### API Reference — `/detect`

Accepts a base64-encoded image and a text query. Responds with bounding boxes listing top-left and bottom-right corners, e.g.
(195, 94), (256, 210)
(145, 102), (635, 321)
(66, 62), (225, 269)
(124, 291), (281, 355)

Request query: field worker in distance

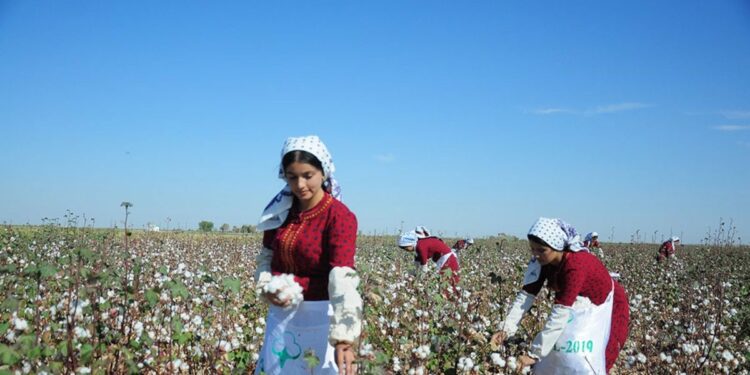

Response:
(398, 228), (460, 284)
(584, 231), (604, 258)
(254, 136), (361, 375)
(491, 218), (630, 374)
(452, 237), (475, 254)
(657, 236), (680, 262)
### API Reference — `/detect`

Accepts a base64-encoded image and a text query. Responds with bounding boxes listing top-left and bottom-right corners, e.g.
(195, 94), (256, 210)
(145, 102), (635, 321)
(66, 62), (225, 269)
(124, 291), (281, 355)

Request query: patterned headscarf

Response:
(414, 226), (432, 239)
(584, 232), (599, 242)
(528, 217), (588, 252)
(258, 135), (341, 231)
(398, 230), (418, 247)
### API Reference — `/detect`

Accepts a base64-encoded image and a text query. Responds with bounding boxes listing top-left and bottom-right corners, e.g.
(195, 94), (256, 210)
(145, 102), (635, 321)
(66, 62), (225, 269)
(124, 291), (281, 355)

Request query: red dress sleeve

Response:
(325, 204), (358, 269)
(415, 241), (430, 265)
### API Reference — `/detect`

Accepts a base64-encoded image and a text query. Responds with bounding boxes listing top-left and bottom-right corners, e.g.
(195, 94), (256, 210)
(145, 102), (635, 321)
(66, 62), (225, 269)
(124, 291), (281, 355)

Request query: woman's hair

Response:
(528, 234), (553, 249)
(282, 150), (324, 174)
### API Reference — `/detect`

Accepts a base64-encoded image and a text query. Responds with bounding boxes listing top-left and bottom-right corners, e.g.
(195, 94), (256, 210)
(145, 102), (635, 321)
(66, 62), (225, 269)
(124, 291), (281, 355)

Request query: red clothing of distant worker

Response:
(583, 239), (600, 248)
(658, 240), (676, 261)
(453, 239), (470, 251)
(523, 251), (629, 373)
(415, 237), (460, 282)
(262, 193), (358, 301)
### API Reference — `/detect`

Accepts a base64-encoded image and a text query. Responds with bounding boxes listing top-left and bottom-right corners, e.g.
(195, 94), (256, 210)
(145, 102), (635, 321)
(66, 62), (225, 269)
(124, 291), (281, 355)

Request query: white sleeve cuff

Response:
(328, 266), (362, 346)
(530, 304), (572, 358)
(254, 247), (274, 301)
(501, 290), (536, 336)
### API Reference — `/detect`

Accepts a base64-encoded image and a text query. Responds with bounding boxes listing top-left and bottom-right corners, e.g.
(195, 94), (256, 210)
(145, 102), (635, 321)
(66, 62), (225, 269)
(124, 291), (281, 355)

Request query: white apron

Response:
(255, 301), (338, 375)
(435, 251), (458, 271)
(533, 281), (614, 375)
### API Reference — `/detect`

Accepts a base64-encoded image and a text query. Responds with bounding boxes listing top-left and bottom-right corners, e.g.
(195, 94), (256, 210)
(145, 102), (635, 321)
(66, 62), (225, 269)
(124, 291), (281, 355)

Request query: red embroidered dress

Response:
(658, 240), (675, 260)
(583, 239), (600, 248)
(262, 193), (357, 301)
(523, 251), (629, 372)
(415, 237), (459, 280)
(452, 239), (469, 251)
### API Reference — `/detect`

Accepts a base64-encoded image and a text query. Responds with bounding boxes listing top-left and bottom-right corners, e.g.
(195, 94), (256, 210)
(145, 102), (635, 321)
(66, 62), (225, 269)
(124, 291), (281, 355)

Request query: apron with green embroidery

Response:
(255, 301), (337, 374)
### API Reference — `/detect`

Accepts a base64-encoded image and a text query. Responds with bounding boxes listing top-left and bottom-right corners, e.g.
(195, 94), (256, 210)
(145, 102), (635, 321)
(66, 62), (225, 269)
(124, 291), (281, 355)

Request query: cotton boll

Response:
(264, 274), (304, 308)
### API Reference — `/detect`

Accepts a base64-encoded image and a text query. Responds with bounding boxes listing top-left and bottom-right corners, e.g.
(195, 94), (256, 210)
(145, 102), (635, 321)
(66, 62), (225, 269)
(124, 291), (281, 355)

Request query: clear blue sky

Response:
(2, 1), (749, 244)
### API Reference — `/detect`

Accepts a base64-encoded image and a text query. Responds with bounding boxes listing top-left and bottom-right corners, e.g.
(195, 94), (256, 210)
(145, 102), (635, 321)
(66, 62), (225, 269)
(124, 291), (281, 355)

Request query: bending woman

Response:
(254, 136), (362, 374)
(398, 229), (459, 284)
(491, 217), (629, 374)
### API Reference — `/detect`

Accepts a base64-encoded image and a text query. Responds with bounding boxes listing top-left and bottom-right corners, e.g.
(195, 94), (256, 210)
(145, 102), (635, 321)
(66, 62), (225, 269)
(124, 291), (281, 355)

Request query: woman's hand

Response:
(518, 355), (537, 372)
(335, 341), (357, 375)
(263, 288), (291, 307)
(490, 331), (507, 348)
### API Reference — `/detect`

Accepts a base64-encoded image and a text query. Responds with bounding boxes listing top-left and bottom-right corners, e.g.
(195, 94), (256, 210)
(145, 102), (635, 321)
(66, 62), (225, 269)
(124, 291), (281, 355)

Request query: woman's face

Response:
(529, 241), (561, 265)
(284, 161), (325, 204)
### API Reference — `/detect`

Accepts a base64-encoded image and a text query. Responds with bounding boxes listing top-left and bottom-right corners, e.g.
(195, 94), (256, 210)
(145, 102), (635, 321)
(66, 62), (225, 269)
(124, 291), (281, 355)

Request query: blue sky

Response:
(1, 1), (749, 244)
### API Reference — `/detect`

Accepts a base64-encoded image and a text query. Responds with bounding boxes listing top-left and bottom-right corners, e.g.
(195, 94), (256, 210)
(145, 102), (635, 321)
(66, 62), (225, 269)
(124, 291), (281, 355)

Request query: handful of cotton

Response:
(263, 274), (304, 308)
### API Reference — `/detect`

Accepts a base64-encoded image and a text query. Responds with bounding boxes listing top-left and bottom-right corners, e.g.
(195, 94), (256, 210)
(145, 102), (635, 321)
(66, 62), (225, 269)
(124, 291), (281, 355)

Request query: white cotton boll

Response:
(218, 340), (232, 352)
(13, 317), (29, 332)
(264, 274), (304, 308)
(76, 367), (91, 374)
(722, 350), (734, 362)
(491, 353), (505, 367)
(522, 366), (531, 374)
(192, 316), (202, 326)
(74, 327), (91, 339)
(457, 357), (474, 372)
(637, 353), (647, 363)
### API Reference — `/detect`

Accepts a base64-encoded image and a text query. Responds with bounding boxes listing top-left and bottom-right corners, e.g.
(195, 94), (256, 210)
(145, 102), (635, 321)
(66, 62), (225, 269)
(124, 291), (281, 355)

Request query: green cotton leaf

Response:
(57, 341), (68, 357)
(303, 349), (320, 369)
(27, 346), (42, 360)
(0, 344), (20, 366)
(23, 265), (39, 277)
(80, 344), (94, 364)
(0, 322), (8, 335)
(0, 264), (17, 274)
(77, 247), (95, 261)
(145, 289), (159, 308)
(17, 334), (36, 352)
(42, 345), (55, 358)
(168, 281), (189, 299)
(158, 266), (168, 275)
(172, 320), (184, 335)
(222, 277), (241, 294)
(49, 361), (65, 372)
(174, 332), (192, 345)
(39, 263), (58, 278)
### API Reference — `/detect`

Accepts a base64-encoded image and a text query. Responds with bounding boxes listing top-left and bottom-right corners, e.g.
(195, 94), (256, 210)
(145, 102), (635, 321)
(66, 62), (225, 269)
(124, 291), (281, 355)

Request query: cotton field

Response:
(0, 225), (748, 374)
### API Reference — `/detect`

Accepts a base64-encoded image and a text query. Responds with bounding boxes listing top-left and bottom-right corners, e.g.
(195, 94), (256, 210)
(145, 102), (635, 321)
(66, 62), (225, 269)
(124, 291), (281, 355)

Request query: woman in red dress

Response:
(254, 136), (361, 375)
(491, 217), (629, 374)
(657, 236), (680, 262)
(398, 229), (460, 284)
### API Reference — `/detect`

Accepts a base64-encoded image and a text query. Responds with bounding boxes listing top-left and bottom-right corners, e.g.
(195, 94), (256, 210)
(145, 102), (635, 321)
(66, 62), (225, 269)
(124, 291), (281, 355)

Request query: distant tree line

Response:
(197, 221), (256, 234)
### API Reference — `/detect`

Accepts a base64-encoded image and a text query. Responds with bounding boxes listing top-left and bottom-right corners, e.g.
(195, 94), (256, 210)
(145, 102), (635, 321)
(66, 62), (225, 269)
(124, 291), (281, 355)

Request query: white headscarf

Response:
(414, 226), (432, 239)
(670, 236), (680, 249)
(398, 230), (418, 247)
(528, 217), (588, 252)
(257, 135), (341, 231)
(584, 232), (598, 242)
